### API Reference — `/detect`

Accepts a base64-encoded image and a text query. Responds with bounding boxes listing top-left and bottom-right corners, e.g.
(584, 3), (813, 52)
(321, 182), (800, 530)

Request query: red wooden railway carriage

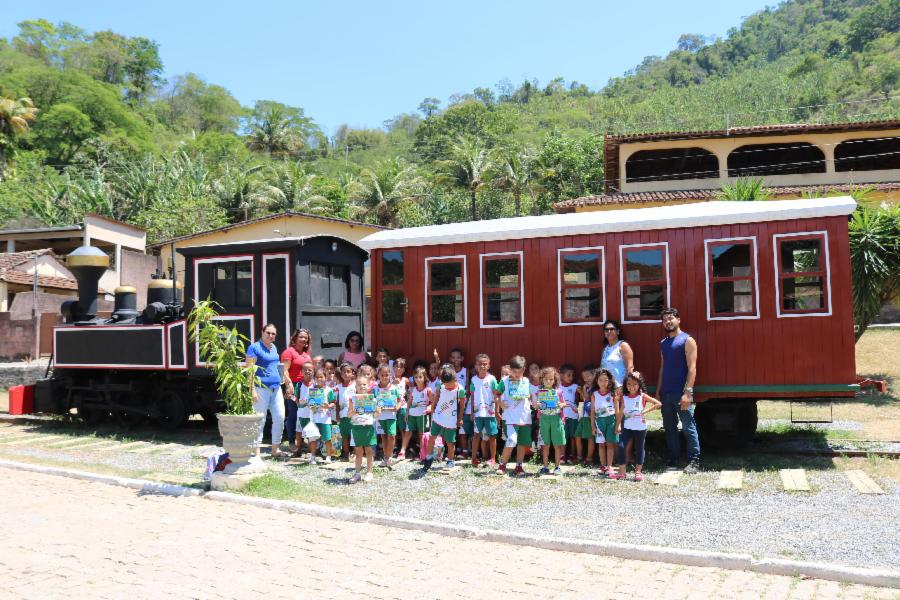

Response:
(359, 196), (860, 445)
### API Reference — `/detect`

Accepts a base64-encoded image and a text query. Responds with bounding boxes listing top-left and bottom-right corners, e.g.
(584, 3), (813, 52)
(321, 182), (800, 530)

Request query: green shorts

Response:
(595, 414), (619, 443)
(462, 414), (474, 436)
(315, 422), (332, 441)
(351, 424), (376, 448)
(474, 416), (498, 437)
(396, 408), (408, 432)
(429, 422), (458, 444)
(339, 417), (352, 440)
(297, 416), (310, 432)
(407, 415), (426, 432)
(564, 417), (579, 439)
(576, 416), (593, 439)
(539, 414), (566, 446)
(505, 424), (532, 448)
(380, 418), (397, 436)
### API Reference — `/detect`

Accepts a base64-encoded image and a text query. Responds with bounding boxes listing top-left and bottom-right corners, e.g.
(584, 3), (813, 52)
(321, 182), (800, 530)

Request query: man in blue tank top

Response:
(656, 307), (700, 473)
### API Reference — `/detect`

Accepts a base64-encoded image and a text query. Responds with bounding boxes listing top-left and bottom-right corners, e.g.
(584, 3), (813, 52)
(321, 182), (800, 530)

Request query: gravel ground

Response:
(3, 418), (898, 571)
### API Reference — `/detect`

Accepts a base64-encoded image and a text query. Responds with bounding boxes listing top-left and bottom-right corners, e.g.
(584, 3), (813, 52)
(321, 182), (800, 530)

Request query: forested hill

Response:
(0, 0), (898, 242)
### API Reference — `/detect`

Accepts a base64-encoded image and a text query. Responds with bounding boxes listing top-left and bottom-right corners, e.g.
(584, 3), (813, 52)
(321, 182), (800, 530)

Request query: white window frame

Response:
(194, 314), (255, 367)
(703, 236), (760, 321)
(618, 242), (670, 325)
(479, 251), (524, 329)
(262, 253), (291, 350)
(773, 230), (832, 318)
(556, 246), (606, 327)
(193, 255), (255, 307)
(424, 255), (467, 330)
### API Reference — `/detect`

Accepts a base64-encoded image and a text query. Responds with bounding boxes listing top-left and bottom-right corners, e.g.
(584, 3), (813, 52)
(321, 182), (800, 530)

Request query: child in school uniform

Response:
(348, 375), (380, 483)
(422, 364), (466, 471)
(469, 353), (501, 467)
(590, 368), (622, 477)
(496, 356), (534, 477)
(428, 362), (441, 396)
(559, 364), (580, 465)
(292, 361), (315, 458)
(613, 371), (661, 481)
(392, 358), (409, 458)
(447, 348), (472, 458)
(577, 365), (596, 465)
(535, 366), (567, 475)
(402, 367), (433, 461)
(337, 362), (356, 461)
(374, 364), (402, 468)
(307, 368), (337, 464)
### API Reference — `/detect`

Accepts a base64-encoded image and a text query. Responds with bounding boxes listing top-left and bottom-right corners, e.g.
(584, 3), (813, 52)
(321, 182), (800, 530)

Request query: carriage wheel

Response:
(155, 390), (187, 429)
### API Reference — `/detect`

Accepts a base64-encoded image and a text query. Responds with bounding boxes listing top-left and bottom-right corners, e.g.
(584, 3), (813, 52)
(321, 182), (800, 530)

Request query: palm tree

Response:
(257, 160), (329, 215)
(349, 158), (425, 227)
(437, 137), (493, 221)
(245, 106), (299, 158)
(492, 146), (537, 217)
(211, 160), (267, 221)
(0, 96), (38, 174)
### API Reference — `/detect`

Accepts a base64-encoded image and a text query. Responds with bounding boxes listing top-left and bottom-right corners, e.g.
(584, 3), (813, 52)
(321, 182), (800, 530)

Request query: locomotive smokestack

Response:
(66, 246), (109, 322)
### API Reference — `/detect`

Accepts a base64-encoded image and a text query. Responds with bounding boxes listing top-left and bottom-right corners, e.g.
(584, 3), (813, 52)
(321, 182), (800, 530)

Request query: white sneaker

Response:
(380, 458), (389, 468)
(363, 472), (373, 483)
(310, 456), (318, 465)
(324, 456), (332, 464)
(350, 472), (361, 484)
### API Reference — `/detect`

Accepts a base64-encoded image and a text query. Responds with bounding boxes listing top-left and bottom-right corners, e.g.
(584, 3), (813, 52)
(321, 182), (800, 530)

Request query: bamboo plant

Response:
(188, 299), (259, 415)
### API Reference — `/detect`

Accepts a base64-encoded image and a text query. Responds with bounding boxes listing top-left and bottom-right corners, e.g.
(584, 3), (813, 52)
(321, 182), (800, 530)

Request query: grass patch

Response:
(241, 472), (304, 500)
(856, 329), (900, 382)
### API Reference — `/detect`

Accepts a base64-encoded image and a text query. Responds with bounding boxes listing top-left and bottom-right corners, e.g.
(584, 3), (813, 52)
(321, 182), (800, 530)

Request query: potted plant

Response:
(189, 299), (264, 475)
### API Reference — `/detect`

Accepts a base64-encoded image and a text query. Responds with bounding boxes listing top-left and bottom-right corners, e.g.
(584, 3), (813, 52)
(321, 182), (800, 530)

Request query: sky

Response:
(2, 1), (774, 135)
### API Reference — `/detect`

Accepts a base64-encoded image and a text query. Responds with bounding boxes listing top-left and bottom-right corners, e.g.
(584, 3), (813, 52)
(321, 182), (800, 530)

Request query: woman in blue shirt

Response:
(246, 323), (293, 458)
(600, 319), (634, 387)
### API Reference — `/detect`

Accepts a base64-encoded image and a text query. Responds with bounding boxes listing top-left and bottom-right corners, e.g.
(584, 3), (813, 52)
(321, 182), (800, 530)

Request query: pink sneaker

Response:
(609, 472), (625, 480)
(634, 473), (644, 482)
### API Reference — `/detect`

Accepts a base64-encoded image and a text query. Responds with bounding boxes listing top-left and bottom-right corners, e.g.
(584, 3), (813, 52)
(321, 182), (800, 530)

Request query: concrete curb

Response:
(2, 458), (898, 589)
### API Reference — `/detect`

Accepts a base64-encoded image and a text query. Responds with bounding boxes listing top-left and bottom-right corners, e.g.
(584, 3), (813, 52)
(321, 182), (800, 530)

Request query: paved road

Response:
(1, 469), (896, 600)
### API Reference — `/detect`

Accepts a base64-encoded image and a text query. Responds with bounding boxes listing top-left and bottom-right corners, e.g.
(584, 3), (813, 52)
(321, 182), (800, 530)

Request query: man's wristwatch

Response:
(683, 387), (693, 395)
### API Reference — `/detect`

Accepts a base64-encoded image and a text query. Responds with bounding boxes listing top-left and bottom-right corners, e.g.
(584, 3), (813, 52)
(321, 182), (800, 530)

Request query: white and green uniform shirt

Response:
(622, 393), (647, 431)
(593, 390), (616, 418)
(433, 384), (465, 429)
(469, 374), (500, 418)
(337, 383), (354, 419)
(296, 382), (311, 419)
(560, 384), (579, 420)
(394, 377), (409, 410)
(497, 377), (532, 425)
(408, 385), (431, 417)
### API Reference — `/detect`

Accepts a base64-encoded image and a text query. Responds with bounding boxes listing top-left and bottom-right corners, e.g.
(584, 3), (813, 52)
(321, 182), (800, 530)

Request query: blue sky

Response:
(3, 1), (773, 135)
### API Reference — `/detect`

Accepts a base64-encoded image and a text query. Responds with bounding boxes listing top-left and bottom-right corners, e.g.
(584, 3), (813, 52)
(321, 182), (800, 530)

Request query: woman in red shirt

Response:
(281, 329), (312, 452)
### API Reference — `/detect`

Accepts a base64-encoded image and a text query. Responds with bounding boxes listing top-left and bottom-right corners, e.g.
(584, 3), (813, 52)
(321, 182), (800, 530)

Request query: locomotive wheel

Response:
(115, 409), (146, 427)
(695, 399), (758, 450)
(155, 390), (187, 429)
(79, 406), (109, 426)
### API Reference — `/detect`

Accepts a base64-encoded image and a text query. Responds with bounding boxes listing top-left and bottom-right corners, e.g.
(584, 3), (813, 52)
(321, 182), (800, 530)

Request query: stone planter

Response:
(217, 413), (265, 475)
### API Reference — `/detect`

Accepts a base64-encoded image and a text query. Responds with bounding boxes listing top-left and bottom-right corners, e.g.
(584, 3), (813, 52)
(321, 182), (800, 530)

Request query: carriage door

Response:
(300, 258), (363, 361)
(377, 249), (409, 353)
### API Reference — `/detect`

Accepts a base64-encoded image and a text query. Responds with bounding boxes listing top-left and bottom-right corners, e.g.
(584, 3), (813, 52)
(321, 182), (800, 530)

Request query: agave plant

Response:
(720, 177), (773, 201)
(188, 299), (259, 415)
(849, 201), (900, 340)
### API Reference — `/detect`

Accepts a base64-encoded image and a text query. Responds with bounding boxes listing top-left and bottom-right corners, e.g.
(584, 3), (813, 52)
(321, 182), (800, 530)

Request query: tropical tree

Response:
(437, 137), (493, 221)
(849, 201), (900, 341)
(0, 96), (38, 173)
(491, 146), (538, 216)
(210, 160), (267, 221)
(349, 158), (426, 227)
(257, 160), (329, 215)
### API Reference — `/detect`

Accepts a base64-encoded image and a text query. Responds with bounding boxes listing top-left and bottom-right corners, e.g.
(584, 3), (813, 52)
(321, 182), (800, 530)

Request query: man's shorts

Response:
(430, 422), (458, 444)
(504, 424), (532, 448)
(407, 415), (426, 432)
(379, 418), (397, 436)
(475, 416), (498, 437)
(539, 414), (566, 447)
(351, 424), (376, 447)
(595, 415), (619, 444)
(576, 416), (593, 439)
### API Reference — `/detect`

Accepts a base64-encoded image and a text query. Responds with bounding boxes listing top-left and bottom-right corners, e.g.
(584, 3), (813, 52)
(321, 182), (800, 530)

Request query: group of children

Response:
(288, 347), (662, 484)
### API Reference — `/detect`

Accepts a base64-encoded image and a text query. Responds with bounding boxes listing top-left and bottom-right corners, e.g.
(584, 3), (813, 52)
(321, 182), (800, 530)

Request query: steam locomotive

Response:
(35, 236), (368, 427)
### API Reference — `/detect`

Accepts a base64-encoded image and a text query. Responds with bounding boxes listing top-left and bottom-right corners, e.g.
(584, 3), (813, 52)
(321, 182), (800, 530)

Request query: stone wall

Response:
(121, 249), (159, 308)
(0, 362), (48, 390)
(0, 313), (37, 360)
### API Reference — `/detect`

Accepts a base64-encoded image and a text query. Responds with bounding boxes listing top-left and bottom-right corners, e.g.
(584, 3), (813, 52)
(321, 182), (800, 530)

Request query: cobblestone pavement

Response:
(2, 469), (897, 600)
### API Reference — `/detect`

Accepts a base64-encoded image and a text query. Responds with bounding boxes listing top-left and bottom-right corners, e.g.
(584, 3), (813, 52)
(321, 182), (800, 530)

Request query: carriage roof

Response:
(357, 196), (856, 250)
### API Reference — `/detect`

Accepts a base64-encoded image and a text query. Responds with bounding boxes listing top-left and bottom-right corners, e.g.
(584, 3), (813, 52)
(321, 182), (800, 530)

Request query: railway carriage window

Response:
(777, 235), (828, 314)
(481, 253), (523, 326)
(381, 251), (404, 324)
(310, 262), (350, 307)
(212, 260), (252, 307)
(621, 245), (667, 320)
(427, 257), (466, 327)
(707, 240), (756, 316)
(559, 249), (604, 323)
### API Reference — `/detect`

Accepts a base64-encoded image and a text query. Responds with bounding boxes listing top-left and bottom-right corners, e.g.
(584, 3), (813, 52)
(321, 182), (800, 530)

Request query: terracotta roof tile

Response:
(553, 181), (900, 212)
(0, 269), (79, 290)
(607, 119), (900, 144)
(0, 249), (55, 270)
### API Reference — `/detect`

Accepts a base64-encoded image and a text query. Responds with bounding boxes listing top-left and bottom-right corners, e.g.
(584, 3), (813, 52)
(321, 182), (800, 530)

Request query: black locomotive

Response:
(35, 236), (368, 427)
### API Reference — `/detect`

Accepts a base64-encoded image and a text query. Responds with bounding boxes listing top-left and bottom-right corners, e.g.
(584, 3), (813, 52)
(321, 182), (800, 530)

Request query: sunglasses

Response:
(604, 328), (617, 332)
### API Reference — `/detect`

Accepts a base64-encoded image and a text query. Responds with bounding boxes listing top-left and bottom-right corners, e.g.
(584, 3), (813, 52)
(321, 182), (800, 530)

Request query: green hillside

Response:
(0, 0), (898, 241)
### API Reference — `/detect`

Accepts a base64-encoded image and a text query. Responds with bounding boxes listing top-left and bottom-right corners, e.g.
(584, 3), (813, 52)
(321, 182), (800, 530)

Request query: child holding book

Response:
(536, 367), (567, 475)
(307, 368), (337, 464)
(559, 364), (580, 464)
(336, 362), (356, 461)
(496, 356), (533, 477)
(374, 364), (402, 468)
(348, 375), (380, 483)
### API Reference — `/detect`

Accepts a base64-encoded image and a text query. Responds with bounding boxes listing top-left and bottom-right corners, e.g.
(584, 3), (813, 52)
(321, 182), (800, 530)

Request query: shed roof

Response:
(357, 196), (857, 250)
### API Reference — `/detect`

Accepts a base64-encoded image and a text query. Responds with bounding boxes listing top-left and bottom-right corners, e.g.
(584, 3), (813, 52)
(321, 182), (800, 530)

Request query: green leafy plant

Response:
(188, 299), (259, 415)
(720, 178), (773, 201)
(849, 201), (900, 341)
